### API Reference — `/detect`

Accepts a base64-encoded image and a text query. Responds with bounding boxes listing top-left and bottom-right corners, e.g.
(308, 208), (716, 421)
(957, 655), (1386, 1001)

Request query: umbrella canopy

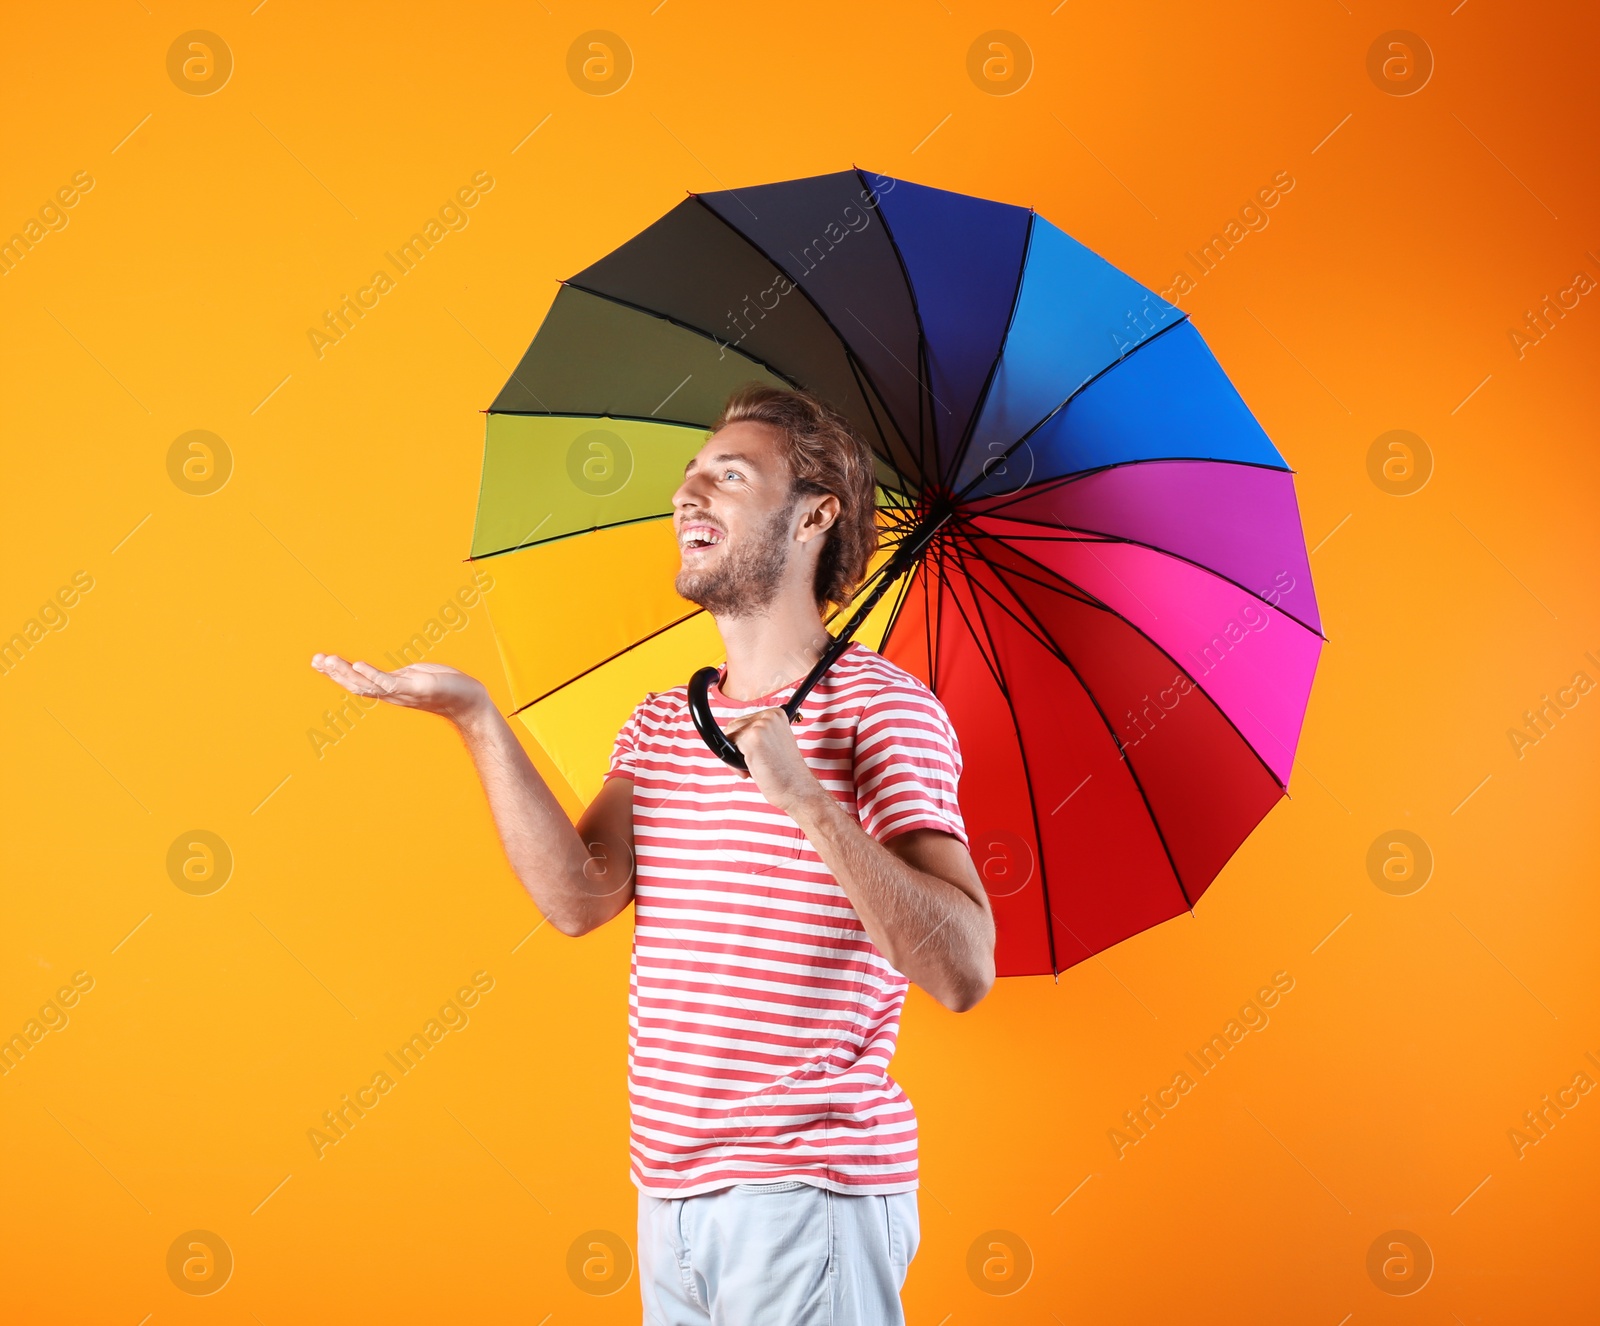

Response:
(470, 168), (1323, 977)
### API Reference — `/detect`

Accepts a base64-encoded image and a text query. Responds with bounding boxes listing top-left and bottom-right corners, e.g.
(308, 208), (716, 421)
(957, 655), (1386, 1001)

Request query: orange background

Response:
(3, 2), (1597, 1322)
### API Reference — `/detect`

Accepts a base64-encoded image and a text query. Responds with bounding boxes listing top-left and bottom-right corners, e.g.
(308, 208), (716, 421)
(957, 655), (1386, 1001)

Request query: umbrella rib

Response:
(945, 526), (1195, 912)
(879, 557), (920, 647)
(470, 510), (675, 561)
(960, 525), (1293, 793)
(508, 608), (707, 714)
(688, 194), (922, 485)
(939, 536), (1060, 974)
(844, 352), (920, 502)
(971, 454), (1295, 517)
(914, 335), (932, 489)
(858, 167), (937, 487)
(926, 542), (1007, 688)
(950, 314), (1194, 505)
(941, 209), (1037, 494)
(490, 406), (718, 431)
(960, 511), (1326, 641)
(562, 281), (809, 393)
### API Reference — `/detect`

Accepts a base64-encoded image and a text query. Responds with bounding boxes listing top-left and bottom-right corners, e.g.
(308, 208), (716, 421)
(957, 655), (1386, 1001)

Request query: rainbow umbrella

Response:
(470, 169), (1323, 977)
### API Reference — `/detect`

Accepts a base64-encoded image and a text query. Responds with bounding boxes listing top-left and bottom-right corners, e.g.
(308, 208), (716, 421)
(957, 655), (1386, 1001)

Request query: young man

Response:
(313, 384), (996, 1323)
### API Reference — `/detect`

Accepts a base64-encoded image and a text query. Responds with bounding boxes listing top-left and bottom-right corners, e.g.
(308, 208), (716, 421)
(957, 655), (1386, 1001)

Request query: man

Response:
(313, 384), (996, 1323)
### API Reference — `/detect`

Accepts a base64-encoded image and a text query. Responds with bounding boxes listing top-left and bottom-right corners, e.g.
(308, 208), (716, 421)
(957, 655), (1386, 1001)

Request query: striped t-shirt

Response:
(604, 639), (968, 1198)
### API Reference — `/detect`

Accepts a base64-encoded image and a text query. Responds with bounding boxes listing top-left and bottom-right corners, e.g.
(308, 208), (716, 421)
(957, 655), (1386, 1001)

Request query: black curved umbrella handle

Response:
(688, 665), (752, 771)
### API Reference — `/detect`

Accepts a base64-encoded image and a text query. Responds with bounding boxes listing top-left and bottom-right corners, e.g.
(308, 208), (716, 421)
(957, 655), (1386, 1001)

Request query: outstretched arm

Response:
(311, 654), (635, 936)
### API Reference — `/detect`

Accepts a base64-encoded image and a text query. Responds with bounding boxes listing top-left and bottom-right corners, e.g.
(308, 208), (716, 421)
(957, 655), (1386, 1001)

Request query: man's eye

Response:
(722, 469), (742, 481)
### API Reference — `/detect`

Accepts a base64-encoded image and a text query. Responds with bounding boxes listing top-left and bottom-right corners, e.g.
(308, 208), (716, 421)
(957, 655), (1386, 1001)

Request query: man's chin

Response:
(674, 568), (719, 610)
(675, 569), (768, 618)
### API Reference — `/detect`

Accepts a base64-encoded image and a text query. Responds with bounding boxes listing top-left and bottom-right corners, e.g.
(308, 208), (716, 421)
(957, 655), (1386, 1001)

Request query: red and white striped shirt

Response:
(605, 640), (967, 1198)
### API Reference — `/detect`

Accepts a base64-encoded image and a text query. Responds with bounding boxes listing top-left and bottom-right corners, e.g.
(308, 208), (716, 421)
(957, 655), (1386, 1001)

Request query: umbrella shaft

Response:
(783, 508), (951, 719)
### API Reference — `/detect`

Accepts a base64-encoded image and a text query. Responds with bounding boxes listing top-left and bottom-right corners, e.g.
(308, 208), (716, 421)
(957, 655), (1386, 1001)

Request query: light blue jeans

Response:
(638, 1180), (920, 1324)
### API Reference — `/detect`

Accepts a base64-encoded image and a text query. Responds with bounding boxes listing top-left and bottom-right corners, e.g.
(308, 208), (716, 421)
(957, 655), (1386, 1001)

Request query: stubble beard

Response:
(675, 498), (797, 619)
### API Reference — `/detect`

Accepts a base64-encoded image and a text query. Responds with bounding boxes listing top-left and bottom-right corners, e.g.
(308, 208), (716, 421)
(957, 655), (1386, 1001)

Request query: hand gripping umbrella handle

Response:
(687, 652), (828, 774)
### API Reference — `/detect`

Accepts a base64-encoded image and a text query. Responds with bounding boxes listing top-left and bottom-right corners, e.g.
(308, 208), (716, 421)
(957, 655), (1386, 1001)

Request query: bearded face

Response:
(675, 493), (798, 618)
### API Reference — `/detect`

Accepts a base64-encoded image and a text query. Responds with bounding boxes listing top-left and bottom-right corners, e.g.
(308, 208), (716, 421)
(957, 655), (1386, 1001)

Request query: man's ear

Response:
(796, 492), (840, 544)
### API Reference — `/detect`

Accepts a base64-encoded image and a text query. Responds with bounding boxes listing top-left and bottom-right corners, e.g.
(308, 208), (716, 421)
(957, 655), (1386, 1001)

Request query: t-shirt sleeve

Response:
(604, 693), (653, 782)
(852, 681), (968, 848)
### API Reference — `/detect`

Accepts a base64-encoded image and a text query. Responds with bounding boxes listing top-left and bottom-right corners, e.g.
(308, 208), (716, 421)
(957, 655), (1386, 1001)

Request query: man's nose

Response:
(672, 468), (708, 511)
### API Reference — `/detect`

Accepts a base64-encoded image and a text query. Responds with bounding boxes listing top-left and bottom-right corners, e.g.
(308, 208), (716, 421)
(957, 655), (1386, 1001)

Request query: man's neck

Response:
(714, 598), (834, 701)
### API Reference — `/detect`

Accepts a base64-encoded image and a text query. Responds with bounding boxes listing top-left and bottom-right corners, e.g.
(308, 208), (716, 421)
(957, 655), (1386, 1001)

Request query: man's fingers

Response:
(349, 660), (401, 696)
(311, 652), (359, 688)
(312, 653), (391, 699)
(328, 659), (375, 694)
(722, 706), (784, 737)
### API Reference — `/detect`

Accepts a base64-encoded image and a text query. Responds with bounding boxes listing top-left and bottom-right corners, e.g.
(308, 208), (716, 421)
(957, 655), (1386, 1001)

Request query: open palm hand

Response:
(311, 653), (489, 724)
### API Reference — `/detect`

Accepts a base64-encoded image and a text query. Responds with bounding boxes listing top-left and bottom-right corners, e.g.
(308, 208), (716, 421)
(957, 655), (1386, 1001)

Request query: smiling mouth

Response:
(679, 526), (725, 554)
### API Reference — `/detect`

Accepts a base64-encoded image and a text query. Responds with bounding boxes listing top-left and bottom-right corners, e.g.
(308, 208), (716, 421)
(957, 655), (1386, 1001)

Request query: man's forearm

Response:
(785, 787), (993, 1009)
(455, 702), (627, 936)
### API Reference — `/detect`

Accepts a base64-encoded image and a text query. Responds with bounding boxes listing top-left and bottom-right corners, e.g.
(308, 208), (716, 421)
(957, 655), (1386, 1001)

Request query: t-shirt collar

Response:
(708, 640), (857, 708)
